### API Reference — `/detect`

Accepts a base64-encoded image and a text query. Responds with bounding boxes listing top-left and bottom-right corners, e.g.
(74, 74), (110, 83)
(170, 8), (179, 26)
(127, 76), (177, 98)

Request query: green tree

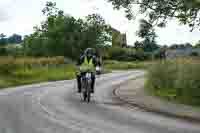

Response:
(137, 19), (159, 52)
(108, 0), (200, 30)
(0, 33), (8, 55)
(8, 34), (22, 44)
(0, 33), (7, 46)
(23, 1), (111, 59)
(134, 41), (143, 50)
(83, 14), (112, 49)
(0, 33), (6, 39)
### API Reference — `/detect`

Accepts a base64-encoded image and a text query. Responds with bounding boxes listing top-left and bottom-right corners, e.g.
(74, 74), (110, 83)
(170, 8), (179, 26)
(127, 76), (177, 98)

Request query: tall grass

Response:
(0, 56), (65, 74)
(147, 58), (200, 106)
(0, 64), (76, 89)
(0, 56), (65, 66)
(0, 56), (75, 89)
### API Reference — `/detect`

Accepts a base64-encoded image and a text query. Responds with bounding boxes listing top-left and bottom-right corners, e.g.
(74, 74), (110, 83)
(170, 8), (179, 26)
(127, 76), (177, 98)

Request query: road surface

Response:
(0, 71), (199, 133)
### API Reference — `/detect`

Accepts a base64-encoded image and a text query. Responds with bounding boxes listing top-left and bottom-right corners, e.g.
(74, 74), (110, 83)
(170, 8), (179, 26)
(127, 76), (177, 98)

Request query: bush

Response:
(105, 47), (153, 61)
(147, 58), (200, 106)
(0, 57), (18, 74)
(190, 51), (199, 57)
(107, 47), (127, 60)
(0, 48), (8, 56)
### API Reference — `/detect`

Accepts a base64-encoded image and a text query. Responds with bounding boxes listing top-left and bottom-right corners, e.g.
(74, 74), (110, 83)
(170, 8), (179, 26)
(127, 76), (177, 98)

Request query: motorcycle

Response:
(81, 72), (92, 103)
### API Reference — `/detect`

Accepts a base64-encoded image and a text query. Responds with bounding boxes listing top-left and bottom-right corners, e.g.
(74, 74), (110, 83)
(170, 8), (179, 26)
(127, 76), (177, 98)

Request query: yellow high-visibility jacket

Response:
(79, 57), (95, 72)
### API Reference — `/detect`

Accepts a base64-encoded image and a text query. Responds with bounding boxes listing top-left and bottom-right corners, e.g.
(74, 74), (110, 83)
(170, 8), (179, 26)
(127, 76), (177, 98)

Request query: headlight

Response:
(96, 66), (100, 71)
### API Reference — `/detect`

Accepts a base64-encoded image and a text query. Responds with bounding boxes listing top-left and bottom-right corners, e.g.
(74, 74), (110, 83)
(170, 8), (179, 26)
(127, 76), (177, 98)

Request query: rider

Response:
(76, 48), (99, 93)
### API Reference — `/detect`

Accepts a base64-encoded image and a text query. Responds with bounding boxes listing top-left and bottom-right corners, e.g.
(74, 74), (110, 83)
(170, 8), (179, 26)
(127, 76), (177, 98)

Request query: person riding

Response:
(76, 48), (99, 93)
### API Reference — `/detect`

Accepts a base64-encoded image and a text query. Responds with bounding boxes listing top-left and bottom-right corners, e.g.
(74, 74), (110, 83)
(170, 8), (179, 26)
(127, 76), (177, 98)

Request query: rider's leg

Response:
(91, 73), (95, 93)
(76, 74), (81, 93)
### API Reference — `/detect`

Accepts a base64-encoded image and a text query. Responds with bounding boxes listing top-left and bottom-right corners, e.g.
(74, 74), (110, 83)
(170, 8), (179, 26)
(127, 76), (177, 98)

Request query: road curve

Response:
(0, 71), (199, 133)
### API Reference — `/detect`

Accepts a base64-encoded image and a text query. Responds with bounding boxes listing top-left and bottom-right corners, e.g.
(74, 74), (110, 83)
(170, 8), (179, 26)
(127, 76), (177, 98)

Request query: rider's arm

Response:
(77, 55), (84, 66)
(92, 56), (99, 67)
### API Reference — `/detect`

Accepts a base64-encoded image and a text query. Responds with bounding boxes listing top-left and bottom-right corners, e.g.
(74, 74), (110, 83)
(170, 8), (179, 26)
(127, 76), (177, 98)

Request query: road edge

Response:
(113, 78), (200, 123)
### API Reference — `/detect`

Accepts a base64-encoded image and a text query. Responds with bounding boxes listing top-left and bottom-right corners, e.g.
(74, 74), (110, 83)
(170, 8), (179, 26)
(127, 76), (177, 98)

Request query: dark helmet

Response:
(84, 48), (95, 57)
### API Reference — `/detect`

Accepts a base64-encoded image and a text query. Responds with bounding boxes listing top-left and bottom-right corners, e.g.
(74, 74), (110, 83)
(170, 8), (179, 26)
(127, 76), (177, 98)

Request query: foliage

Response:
(137, 19), (155, 39)
(147, 58), (200, 106)
(134, 41), (143, 50)
(6, 45), (24, 57)
(23, 1), (111, 59)
(0, 33), (22, 45)
(107, 47), (127, 59)
(106, 47), (134, 61)
(195, 40), (200, 48)
(0, 48), (8, 56)
(141, 38), (159, 52)
(107, 0), (200, 30)
(190, 51), (199, 56)
(103, 46), (153, 61)
(0, 33), (7, 46)
(136, 19), (159, 52)
(7, 34), (22, 44)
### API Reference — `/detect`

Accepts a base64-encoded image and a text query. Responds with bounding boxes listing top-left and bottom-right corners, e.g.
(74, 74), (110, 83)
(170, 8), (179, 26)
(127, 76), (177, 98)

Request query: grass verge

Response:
(0, 64), (76, 89)
(146, 58), (200, 107)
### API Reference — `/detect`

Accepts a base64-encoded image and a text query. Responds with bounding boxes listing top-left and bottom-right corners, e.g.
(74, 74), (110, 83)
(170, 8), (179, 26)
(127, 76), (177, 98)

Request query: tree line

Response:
(0, 33), (22, 46)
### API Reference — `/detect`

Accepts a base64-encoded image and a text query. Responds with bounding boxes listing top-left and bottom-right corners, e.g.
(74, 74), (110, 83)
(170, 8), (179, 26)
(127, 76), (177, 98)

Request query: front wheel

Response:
(82, 79), (87, 102)
(83, 92), (87, 102)
(87, 90), (91, 103)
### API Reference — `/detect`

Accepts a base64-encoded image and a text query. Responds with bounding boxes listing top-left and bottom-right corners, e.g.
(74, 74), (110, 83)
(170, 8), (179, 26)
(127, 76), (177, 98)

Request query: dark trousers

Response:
(76, 73), (95, 92)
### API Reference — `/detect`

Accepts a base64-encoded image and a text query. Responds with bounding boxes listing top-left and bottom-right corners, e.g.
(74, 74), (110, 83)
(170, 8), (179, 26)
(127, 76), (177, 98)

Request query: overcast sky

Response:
(0, 0), (200, 45)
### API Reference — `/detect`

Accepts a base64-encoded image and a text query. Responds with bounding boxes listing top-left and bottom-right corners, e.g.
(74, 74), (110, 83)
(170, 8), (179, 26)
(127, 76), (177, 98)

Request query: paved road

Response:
(0, 71), (199, 133)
